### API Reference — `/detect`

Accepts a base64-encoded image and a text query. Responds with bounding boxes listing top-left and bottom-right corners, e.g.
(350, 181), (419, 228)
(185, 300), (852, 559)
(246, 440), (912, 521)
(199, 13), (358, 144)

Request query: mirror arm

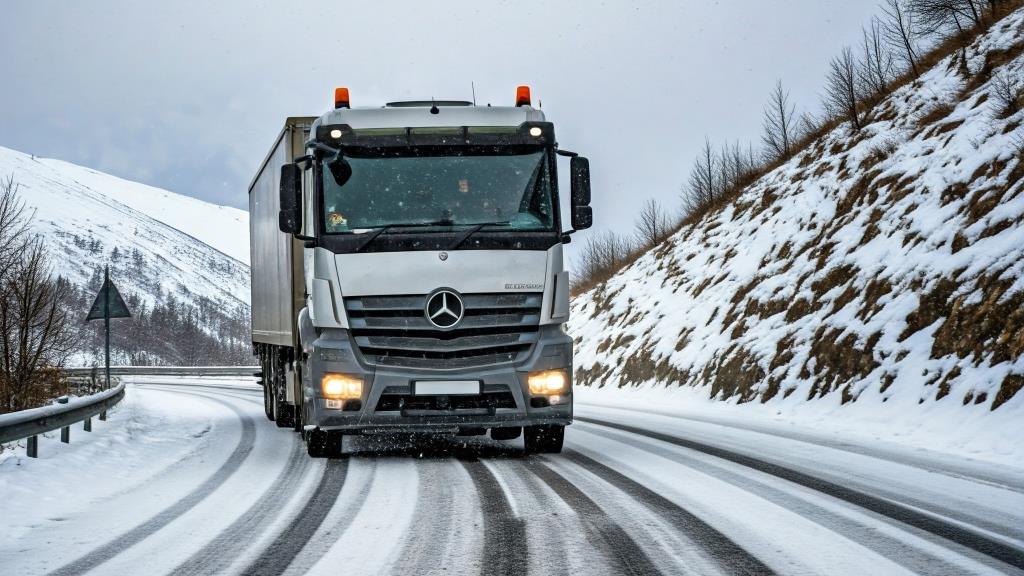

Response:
(306, 141), (340, 155)
(555, 149), (578, 158)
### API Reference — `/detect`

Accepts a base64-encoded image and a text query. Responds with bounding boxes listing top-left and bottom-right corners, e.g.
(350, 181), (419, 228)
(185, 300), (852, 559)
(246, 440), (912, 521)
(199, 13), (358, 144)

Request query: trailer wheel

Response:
(306, 428), (345, 458)
(263, 378), (275, 421)
(273, 386), (295, 428)
(524, 425), (564, 454)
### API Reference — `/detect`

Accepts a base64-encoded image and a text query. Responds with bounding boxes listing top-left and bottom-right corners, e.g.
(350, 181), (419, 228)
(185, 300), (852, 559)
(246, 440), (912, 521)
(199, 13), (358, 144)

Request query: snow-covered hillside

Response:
(25, 155), (250, 265)
(570, 9), (1024, 419)
(0, 145), (251, 365)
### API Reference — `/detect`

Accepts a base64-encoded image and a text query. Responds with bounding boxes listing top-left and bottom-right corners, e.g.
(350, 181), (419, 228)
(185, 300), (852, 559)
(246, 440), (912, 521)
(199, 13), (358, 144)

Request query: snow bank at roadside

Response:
(0, 386), (225, 541)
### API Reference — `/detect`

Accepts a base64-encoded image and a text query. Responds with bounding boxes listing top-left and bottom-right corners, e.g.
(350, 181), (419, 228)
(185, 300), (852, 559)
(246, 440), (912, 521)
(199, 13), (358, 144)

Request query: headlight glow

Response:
(528, 369), (569, 395)
(321, 373), (362, 399)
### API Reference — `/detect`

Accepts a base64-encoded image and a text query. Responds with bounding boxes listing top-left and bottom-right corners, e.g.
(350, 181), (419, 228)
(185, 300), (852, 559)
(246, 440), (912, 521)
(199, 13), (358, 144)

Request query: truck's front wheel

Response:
(524, 425), (564, 454)
(306, 428), (345, 458)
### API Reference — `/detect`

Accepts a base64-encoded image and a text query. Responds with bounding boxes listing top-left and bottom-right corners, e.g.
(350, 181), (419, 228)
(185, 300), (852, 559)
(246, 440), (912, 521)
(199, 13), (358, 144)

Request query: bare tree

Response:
(684, 137), (719, 213)
(796, 110), (823, 142)
(0, 175), (30, 280)
(913, 0), (982, 31)
(859, 18), (895, 97)
(576, 230), (635, 286)
(911, 0), (977, 47)
(991, 70), (1023, 117)
(762, 80), (797, 161)
(0, 178), (74, 413)
(881, 0), (921, 77)
(634, 198), (672, 248)
(825, 47), (863, 130)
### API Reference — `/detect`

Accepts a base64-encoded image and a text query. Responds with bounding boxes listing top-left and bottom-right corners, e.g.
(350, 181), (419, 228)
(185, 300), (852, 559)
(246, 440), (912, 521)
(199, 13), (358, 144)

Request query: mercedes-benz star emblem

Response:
(425, 289), (464, 328)
(438, 251), (449, 261)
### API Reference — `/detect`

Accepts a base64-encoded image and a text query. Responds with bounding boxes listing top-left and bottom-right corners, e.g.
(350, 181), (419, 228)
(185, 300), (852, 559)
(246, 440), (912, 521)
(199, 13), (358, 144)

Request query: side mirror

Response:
(570, 156), (591, 206)
(572, 205), (593, 230)
(279, 163), (302, 235)
(327, 153), (352, 187)
(570, 156), (592, 230)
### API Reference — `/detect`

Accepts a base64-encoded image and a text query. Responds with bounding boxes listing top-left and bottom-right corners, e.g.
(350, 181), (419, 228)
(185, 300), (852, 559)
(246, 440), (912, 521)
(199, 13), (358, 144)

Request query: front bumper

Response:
(303, 325), (573, 433)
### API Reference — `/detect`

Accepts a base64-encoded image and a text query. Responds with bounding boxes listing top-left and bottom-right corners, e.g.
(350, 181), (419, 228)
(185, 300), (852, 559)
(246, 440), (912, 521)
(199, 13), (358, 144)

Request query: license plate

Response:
(413, 380), (480, 396)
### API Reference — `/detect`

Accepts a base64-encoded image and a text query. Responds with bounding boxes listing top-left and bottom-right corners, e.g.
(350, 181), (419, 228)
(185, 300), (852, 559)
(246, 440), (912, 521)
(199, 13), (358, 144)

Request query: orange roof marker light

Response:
(515, 85), (531, 107)
(334, 87), (351, 109)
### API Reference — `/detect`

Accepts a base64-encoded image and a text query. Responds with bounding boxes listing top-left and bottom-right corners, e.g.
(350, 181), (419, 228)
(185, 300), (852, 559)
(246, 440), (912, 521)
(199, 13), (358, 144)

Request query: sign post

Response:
(86, 266), (132, 389)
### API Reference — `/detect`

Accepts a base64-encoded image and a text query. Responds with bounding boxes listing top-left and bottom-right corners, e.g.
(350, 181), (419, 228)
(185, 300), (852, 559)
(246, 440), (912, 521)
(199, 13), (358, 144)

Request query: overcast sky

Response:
(1, 0), (879, 246)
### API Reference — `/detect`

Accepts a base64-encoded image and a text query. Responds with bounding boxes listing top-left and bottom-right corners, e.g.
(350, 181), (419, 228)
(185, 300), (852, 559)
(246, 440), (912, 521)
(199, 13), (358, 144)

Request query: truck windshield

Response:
(321, 146), (554, 233)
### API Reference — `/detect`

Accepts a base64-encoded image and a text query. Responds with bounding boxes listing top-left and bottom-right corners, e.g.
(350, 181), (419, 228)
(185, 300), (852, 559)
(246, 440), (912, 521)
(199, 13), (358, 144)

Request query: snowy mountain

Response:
(570, 9), (1024, 416)
(0, 145), (252, 365)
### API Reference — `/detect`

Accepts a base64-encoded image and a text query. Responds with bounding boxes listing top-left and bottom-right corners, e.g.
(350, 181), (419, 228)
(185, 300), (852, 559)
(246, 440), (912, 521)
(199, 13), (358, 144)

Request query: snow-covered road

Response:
(1, 379), (1021, 576)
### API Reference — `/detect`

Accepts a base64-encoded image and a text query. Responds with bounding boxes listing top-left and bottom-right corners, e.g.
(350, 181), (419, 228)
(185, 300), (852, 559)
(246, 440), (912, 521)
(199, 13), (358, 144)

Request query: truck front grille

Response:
(344, 292), (542, 369)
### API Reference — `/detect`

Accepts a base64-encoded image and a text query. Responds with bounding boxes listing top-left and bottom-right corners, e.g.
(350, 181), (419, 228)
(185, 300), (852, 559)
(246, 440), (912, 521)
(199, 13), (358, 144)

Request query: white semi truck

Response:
(249, 86), (592, 457)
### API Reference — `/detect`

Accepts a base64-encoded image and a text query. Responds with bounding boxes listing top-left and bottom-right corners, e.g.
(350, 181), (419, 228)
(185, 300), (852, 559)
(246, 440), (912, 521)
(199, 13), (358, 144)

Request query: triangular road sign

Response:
(86, 272), (132, 321)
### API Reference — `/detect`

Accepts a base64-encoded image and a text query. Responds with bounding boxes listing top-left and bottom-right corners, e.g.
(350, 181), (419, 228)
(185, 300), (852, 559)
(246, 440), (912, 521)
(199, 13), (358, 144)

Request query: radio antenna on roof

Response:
(471, 81), (477, 106)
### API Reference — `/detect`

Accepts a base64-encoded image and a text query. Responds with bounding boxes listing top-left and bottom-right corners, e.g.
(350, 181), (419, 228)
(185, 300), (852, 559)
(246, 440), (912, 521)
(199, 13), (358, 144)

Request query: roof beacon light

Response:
(515, 85), (531, 107)
(334, 87), (351, 109)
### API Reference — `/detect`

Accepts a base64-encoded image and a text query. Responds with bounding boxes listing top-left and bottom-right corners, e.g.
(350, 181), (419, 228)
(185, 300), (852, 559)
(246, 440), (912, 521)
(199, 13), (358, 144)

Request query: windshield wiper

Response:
(448, 221), (511, 250)
(353, 220), (454, 252)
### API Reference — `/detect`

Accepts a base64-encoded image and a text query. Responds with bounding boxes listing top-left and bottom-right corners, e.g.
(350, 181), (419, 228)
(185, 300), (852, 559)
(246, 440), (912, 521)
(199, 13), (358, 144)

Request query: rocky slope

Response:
(570, 9), (1024, 413)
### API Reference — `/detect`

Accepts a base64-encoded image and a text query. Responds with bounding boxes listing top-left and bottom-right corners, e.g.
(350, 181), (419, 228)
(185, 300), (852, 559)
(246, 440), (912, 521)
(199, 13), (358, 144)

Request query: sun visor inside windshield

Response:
(312, 122), (554, 149)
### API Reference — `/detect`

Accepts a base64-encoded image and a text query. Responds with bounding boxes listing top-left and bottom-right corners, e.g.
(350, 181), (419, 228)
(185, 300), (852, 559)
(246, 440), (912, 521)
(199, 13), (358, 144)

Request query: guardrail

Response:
(64, 366), (260, 378)
(1, 367), (260, 458)
(0, 383), (126, 458)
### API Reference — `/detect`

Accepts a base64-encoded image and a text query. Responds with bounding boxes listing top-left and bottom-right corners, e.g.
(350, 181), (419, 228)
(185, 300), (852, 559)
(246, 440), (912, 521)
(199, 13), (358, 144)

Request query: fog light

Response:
(322, 373), (362, 399)
(529, 126), (543, 137)
(528, 369), (569, 395)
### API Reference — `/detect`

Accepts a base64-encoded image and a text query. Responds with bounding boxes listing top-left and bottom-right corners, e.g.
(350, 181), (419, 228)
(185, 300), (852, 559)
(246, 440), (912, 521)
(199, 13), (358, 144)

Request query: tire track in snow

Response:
(562, 450), (776, 576)
(279, 459), (377, 576)
(391, 459), (471, 575)
(575, 424), (992, 575)
(578, 416), (1024, 572)
(137, 381), (262, 399)
(579, 403), (1024, 494)
(48, 392), (256, 576)
(241, 460), (348, 576)
(521, 459), (664, 576)
(461, 458), (528, 576)
(170, 436), (310, 576)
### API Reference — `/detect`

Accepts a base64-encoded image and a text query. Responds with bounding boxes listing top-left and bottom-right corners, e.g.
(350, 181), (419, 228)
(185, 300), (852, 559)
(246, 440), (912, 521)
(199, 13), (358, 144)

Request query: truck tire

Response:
(524, 425), (564, 454)
(273, 386), (295, 428)
(263, 380), (275, 421)
(306, 428), (345, 458)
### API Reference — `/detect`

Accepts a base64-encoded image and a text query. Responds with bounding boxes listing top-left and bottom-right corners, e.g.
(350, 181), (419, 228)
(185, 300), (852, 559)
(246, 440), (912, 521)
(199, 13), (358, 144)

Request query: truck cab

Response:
(250, 87), (593, 457)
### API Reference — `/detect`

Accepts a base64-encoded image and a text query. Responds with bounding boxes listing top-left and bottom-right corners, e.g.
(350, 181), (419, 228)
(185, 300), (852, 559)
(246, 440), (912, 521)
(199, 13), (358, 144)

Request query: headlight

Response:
(321, 373), (362, 399)
(528, 369), (569, 395)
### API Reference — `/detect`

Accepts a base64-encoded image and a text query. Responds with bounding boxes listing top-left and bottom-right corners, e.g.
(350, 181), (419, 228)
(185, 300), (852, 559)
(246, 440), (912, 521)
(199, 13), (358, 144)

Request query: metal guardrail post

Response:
(1, 382), (125, 459)
(99, 411), (107, 421)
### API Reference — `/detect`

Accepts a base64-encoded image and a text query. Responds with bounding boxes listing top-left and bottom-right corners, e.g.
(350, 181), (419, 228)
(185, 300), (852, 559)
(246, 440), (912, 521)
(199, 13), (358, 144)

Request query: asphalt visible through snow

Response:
(2, 380), (1022, 576)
